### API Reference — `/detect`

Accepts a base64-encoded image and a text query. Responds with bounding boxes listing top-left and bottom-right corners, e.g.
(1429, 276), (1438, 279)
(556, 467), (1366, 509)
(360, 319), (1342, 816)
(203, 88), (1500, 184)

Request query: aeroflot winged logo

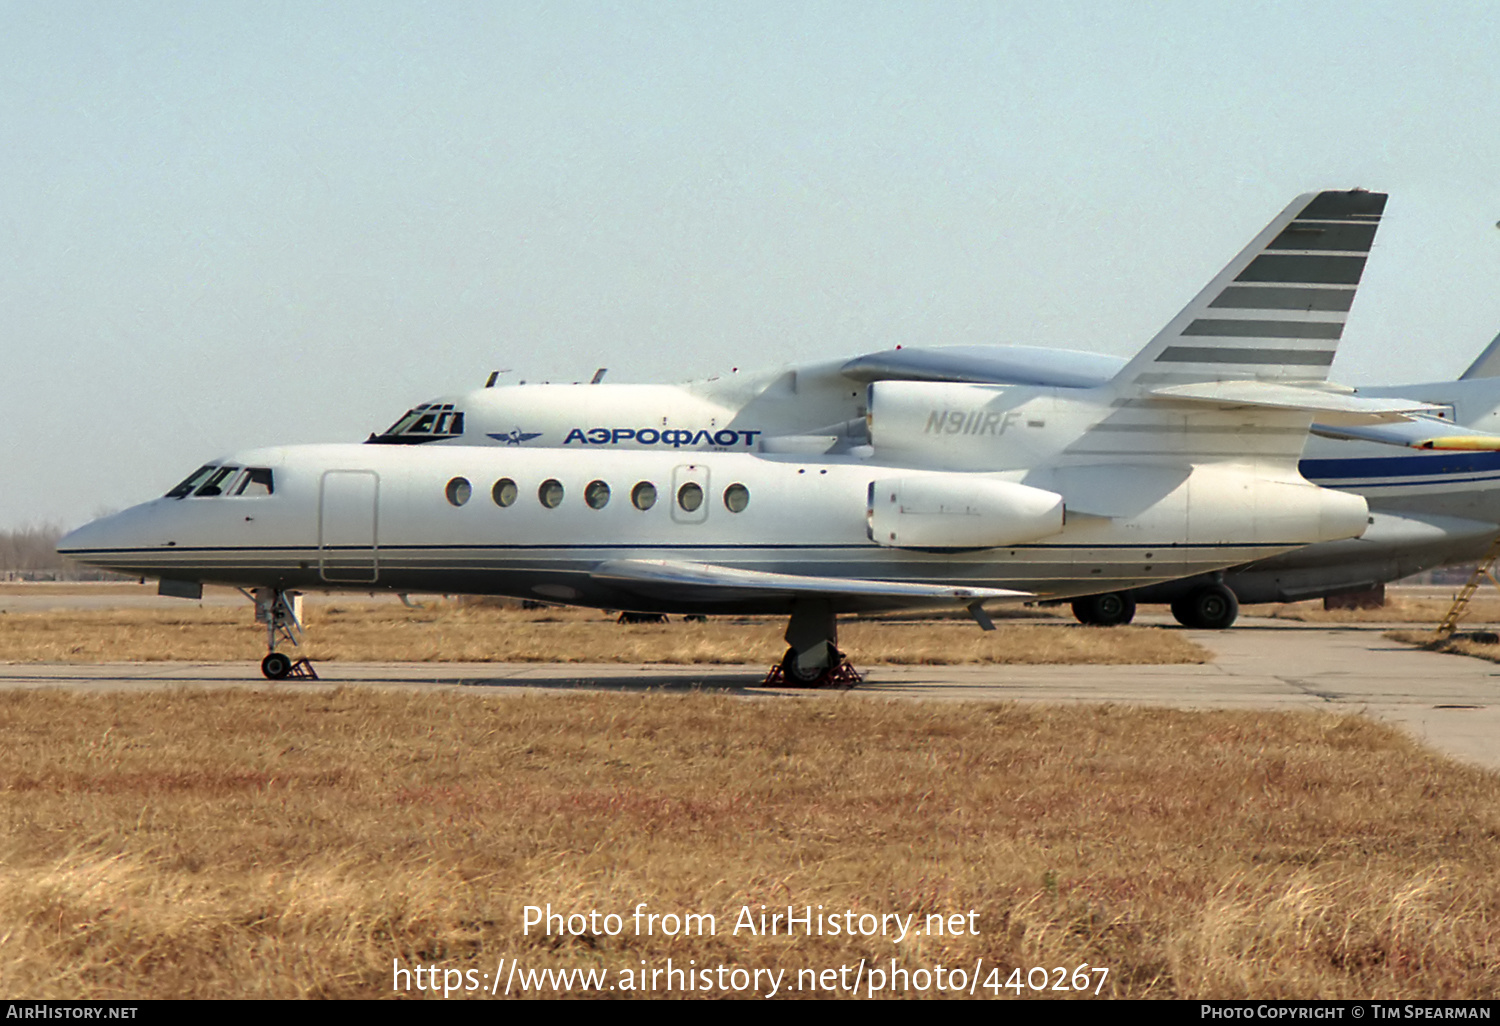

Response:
(487, 428), (545, 445)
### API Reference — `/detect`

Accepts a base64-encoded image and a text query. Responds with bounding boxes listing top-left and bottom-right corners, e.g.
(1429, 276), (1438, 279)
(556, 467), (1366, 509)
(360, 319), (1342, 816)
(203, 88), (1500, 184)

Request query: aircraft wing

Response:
(590, 559), (1031, 602)
(1309, 416), (1500, 451)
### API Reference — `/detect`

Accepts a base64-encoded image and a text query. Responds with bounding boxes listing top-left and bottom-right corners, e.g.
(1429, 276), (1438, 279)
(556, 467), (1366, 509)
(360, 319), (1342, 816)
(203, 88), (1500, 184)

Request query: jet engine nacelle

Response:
(1180, 464), (1371, 546)
(867, 476), (1066, 549)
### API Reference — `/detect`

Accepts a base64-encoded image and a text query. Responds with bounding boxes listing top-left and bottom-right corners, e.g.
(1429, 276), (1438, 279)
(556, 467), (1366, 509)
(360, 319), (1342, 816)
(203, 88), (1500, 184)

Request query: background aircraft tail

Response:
(1110, 189), (1385, 392)
(1459, 329), (1500, 379)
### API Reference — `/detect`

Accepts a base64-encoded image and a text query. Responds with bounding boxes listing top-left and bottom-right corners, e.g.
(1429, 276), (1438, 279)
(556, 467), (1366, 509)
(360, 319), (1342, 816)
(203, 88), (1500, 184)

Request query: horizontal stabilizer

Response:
(591, 559), (1030, 602)
(1310, 416), (1500, 451)
(1149, 380), (1441, 423)
(841, 345), (1123, 389)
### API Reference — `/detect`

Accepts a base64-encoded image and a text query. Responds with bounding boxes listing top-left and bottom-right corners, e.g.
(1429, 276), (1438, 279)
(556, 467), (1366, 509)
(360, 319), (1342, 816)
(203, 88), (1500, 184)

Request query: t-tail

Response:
(1065, 189), (1390, 468)
(1113, 188), (1384, 390)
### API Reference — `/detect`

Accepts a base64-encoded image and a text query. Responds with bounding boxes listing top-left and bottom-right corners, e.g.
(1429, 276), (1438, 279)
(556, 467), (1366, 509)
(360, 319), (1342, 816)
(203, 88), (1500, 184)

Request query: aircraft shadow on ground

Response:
(447, 672), (770, 694)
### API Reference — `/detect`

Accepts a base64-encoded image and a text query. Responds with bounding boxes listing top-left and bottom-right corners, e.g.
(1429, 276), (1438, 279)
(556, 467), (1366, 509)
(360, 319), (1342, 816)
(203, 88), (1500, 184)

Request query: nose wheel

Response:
(245, 587), (319, 680)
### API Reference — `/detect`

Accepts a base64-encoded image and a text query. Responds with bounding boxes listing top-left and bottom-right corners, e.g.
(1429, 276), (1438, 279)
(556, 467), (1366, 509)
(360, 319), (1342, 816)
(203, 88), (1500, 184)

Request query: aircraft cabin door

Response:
(319, 470), (379, 583)
(670, 464), (711, 525)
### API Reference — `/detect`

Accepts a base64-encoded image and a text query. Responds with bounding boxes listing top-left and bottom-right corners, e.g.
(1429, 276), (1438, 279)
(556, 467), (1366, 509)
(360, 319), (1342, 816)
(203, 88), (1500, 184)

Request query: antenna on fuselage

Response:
(591, 367), (608, 384)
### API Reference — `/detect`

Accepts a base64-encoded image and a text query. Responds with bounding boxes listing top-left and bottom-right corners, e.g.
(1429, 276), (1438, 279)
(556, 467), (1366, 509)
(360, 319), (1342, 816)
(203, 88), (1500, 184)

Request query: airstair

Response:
(1433, 534), (1500, 638)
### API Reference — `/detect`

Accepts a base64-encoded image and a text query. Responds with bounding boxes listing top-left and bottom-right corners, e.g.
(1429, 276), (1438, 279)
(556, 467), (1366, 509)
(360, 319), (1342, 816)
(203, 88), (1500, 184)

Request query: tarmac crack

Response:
(1274, 676), (1344, 702)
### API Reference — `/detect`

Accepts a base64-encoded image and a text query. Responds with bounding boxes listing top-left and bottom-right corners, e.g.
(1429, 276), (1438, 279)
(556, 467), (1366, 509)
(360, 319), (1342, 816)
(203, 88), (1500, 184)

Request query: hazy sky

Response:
(7, 1), (1500, 529)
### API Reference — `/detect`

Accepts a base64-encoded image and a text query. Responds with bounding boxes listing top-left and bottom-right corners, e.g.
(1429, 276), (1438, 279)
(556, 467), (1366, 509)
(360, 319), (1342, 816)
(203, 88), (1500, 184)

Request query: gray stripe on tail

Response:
(1209, 286), (1355, 311)
(1267, 222), (1377, 251)
(1235, 254), (1366, 285)
(1295, 191), (1388, 220)
(1182, 319), (1344, 339)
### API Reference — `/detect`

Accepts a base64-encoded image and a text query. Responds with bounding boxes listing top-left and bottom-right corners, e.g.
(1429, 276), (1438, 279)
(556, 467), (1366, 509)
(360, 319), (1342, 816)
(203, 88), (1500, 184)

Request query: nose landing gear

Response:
(246, 587), (319, 680)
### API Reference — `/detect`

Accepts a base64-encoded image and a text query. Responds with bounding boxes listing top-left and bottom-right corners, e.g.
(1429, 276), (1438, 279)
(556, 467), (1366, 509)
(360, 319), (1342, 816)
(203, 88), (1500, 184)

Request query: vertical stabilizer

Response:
(1459, 330), (1500, 379)
(1111, 189), (1386, 391)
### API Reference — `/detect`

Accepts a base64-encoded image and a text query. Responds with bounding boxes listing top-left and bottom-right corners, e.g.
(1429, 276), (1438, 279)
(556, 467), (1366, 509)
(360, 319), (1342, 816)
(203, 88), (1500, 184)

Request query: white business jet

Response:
(61, 189), (1415, 683)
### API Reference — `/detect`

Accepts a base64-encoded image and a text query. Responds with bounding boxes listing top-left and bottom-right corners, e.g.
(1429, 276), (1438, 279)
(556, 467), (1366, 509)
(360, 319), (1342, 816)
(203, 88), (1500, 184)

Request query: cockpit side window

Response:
(232, 468), (275, 496)
(166, 465), (217, 499)
(194, 466), (242, 497)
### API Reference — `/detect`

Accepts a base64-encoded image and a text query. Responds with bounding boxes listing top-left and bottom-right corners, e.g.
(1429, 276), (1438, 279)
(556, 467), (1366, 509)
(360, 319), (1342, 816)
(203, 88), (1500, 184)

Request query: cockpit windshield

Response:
(367, 402), (465, 444)
(164, 464), (274, 499)
(165, 465), (217, 498)
(194, 466), (241, 496)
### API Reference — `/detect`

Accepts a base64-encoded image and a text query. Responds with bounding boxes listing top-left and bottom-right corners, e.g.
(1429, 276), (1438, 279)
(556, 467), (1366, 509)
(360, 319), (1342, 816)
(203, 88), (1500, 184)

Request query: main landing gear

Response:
(245, 587), (319, 681)
(1070, 591), (1137, 626)
(1170, 583), (1239, 630)
(1069, 583), (1241, 629)
(762, 599), (863, 689)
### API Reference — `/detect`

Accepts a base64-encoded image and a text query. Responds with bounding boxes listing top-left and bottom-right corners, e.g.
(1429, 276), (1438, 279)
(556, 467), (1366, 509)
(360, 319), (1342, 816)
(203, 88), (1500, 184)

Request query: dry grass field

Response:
(0, 688), (1495, 999)
(0, 600), (1206, 667)
(1252, 594), (1500, 626)
(1386, 628), (1500, 664)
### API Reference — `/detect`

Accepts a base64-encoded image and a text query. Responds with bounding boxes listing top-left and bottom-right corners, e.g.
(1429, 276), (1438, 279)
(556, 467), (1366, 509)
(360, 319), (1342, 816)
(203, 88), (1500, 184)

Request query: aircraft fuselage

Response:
(60, 442), (1367, 615)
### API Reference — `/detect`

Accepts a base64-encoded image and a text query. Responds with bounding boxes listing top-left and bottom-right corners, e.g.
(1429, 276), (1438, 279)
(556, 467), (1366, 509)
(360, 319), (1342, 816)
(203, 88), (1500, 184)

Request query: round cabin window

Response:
(723, 483), (750, 513)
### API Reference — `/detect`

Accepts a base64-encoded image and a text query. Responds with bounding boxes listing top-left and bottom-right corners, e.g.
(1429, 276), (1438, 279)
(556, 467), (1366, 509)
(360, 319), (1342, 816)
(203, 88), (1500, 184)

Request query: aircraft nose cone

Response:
(57, 516), (117, 567)
(56, 506), (152, 572)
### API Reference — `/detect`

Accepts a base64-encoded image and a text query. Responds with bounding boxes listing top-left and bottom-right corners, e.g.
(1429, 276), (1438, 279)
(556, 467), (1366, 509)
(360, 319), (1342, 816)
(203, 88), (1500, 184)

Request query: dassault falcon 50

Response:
(61, 189), (1416, 682)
